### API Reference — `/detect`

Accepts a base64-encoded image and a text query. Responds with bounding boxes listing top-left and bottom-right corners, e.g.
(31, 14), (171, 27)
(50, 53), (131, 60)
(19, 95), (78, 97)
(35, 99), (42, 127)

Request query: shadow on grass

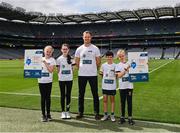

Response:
(51, 116), (180, 132)
(52, 115), (143, 132)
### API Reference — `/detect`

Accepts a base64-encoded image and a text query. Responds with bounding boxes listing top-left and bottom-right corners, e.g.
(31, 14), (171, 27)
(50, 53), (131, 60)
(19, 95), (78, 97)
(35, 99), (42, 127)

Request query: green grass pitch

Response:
(0, 59), (180, 124)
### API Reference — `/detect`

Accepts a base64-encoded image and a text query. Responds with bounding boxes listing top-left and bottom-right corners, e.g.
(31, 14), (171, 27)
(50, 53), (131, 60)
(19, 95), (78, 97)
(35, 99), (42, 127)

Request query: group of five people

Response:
(37, 31), (135, 125)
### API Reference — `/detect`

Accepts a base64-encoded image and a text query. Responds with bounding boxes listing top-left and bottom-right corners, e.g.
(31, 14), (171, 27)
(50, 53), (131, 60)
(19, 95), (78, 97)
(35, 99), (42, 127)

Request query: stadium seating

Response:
(0, 17), (180, 60)
(146, 47), (163, 59)
(0, 48), (24, 59)
(0, 18), (180, 38)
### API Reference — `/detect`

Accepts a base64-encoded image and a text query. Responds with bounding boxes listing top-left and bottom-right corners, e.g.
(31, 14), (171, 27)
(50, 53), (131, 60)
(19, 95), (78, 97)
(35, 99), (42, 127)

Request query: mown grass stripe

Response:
(0, 92), (93, 100)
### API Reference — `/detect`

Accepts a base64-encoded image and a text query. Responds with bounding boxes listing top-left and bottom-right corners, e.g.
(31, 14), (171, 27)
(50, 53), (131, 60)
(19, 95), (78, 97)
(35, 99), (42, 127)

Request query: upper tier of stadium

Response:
(0, 2), (180, 24)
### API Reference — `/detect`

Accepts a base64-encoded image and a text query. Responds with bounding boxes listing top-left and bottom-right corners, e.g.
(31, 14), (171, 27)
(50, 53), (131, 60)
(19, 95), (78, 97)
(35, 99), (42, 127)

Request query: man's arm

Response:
(96, 56), (101, 68)
(75, 57), (80, 69)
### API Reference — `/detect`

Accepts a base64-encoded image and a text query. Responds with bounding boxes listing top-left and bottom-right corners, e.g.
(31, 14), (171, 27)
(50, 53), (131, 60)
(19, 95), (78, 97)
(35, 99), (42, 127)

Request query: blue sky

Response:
(1, 0), (179, 15)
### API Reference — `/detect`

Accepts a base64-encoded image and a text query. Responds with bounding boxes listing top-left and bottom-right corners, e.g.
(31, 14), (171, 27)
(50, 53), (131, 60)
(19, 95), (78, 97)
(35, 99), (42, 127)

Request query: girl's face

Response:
(118, 53), (126, 62)
(106, 55), (113, 64)
(61, 45), (69, 56)
(44, 47), (53, 58)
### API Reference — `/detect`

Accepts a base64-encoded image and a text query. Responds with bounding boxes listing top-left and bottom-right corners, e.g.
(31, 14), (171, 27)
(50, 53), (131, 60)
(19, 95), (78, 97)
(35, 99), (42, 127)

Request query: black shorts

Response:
(102, 89), (116, 96)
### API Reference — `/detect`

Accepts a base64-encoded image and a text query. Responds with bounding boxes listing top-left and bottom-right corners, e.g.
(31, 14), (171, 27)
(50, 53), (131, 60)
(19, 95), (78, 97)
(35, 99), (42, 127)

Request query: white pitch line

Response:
(0, 92), (93, 100)
(99, 59), (174, 100)
(149, 59), (174, 73)
(0, 60), (174, 101)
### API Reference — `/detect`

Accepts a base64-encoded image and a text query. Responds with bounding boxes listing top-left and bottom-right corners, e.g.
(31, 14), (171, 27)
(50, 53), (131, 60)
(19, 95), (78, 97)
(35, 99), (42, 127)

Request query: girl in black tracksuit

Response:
(56, 44), (73, 119)
(38, 45), (56, 122)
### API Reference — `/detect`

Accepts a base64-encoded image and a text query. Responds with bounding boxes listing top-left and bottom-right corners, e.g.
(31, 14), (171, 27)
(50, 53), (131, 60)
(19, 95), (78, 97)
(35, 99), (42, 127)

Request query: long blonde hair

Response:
(117, 49), (125, 57)
(44, 45), (54, 53)
(44, 45), (54, 57)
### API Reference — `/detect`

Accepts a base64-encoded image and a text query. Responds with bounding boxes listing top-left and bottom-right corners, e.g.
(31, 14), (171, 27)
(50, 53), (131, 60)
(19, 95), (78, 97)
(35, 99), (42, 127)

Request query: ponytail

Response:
(67, 54), (72, 64)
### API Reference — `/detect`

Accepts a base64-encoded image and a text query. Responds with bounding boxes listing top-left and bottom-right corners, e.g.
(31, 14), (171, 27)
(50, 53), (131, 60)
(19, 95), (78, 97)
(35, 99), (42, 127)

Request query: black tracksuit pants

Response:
(59, 81), (73, 112)
(120, 89), (133, 117)
(39, 83), (52, 116)
(78, 76), (99, 115)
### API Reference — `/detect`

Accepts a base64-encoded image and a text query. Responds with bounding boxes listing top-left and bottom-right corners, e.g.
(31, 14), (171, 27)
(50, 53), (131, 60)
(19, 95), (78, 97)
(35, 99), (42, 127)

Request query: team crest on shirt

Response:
(105, 74), (108, 77)
(83, 54), (86, 58)
(62, 65), (65, 68)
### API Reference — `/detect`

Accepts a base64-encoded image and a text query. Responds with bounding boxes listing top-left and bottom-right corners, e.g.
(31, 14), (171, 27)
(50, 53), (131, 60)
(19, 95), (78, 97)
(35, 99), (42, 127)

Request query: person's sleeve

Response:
(95, 47), (101, 57)
(115, 64), (122, 72)
(51, 58), (56, 66)
(75, 48), (80, 58)
(56, 58), (59, 66)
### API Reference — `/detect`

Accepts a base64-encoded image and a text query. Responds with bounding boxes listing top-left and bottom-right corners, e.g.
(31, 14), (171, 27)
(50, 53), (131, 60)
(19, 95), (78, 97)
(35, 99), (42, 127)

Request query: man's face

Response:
(83, 33), (92, 44)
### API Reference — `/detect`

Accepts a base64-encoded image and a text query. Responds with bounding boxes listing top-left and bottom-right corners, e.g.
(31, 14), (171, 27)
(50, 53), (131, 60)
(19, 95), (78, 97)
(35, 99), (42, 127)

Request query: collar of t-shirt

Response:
(83, 43), (92, 47)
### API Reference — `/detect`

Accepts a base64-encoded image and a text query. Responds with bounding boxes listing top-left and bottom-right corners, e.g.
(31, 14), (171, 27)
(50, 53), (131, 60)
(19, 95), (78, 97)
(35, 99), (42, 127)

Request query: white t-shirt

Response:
(100, 62), (117, 90)
(56, 55), (73, 81)
(38, 57), (56, 83)
(75, 44), (100, 76)
(115, 62), (133, 89)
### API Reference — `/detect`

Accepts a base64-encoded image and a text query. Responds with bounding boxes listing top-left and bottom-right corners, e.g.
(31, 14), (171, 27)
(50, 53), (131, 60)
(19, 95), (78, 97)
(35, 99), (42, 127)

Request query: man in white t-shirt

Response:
(75, 31), (101, 120)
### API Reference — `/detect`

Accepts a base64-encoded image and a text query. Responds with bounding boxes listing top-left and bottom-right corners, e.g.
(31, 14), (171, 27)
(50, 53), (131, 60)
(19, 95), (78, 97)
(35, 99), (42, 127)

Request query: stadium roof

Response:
(0, 2), (180, 24)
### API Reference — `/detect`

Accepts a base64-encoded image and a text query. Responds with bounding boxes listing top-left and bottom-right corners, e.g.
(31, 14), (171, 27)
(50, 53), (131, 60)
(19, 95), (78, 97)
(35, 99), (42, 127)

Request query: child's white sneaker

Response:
(61, 112), (66, 119)
(101, 115), (109, 121)
(66, 112), (71, 119)
(110, 115), (116, 122)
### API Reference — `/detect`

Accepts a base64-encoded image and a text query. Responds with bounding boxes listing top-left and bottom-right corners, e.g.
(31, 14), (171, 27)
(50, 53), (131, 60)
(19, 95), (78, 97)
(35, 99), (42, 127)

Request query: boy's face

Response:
(106, 55), (113, 63)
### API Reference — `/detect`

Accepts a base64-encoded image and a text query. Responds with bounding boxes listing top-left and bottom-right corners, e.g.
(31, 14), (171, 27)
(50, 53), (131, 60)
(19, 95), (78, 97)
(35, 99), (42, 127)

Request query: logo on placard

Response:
(26, 58), (31, 65)
(131, 61), (136, 69)
(140, 53), (148, 57)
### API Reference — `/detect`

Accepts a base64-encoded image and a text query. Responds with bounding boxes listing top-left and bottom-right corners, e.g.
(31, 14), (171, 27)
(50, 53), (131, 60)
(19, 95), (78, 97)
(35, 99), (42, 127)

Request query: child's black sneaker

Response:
(119, 117), (126, 124)
(76, 113), (83, 119)
(47, 114), (52, 121)
(128, 118), (135, 125)
(95, 114), (101, 120)
(41, 115), (47, 122)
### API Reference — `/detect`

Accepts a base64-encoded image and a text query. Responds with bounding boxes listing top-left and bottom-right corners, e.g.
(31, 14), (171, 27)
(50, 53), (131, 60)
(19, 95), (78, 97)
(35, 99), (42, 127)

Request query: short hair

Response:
(105, 51), (114, 57)
(83, 31), (92, 36)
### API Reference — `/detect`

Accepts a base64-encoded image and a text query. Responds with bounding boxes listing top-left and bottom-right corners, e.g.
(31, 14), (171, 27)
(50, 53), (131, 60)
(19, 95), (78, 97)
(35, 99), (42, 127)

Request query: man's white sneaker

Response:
(66, 112), (71, 119)
(61, 112), (66, 119)
(101, 115), (109, 121)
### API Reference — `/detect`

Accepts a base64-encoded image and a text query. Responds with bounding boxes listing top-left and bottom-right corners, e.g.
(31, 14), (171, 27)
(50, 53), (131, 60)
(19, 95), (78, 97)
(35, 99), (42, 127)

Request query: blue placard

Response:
(129, 73), (149, 82)
(83, 60), (92, 64)
(128, 52), (149, 82)
(122, 77), (129, 82)
(41, 72), (49, 77)
(24, 70), (42, 78)
(104, 79), (114, 84)
(61, 70), (71, 74)
(24, 49), (43, 78)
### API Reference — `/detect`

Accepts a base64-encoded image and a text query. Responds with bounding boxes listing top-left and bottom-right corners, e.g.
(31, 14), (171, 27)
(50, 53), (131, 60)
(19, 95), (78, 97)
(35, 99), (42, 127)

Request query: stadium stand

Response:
(0, 2), (180, 59)
(146, 47), (163, 59)
(0, 48), (24, 59)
